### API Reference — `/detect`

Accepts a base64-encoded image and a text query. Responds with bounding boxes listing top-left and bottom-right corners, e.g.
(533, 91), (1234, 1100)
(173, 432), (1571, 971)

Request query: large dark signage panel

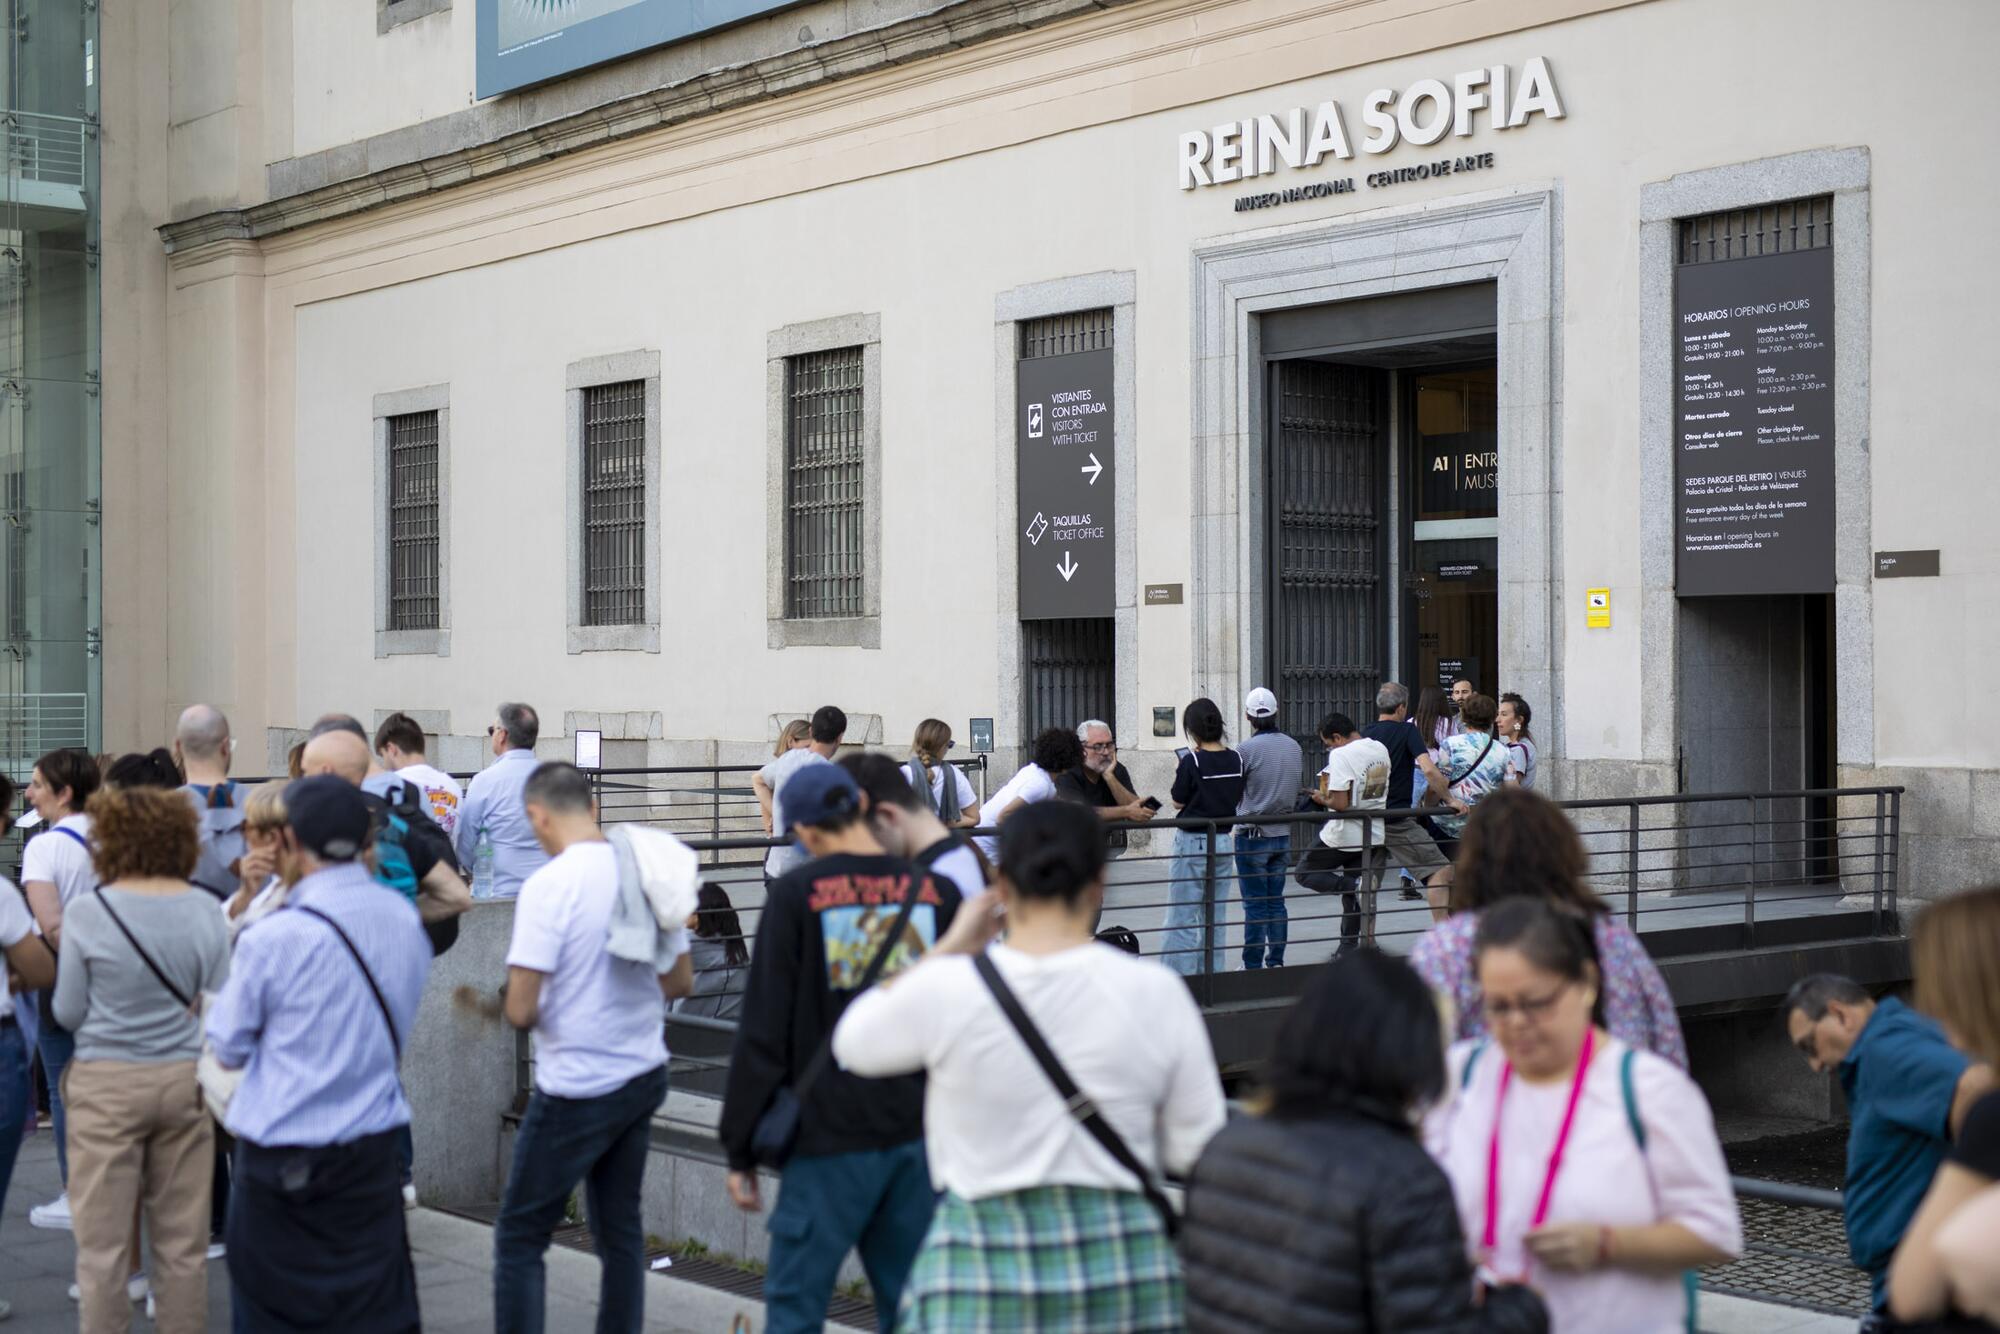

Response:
(1017, 349), (1115, 620)
(1674, 247), (1836, 597)
(477, 0), (811, 99)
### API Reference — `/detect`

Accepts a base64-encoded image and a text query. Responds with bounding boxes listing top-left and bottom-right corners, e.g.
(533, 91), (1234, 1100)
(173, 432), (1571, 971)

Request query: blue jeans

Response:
(0, 1023), (26, 1214)
(38, 1017), (74, 1185)
(764, 1141), (934, 1334)
(493, 1064), (669, 1334)
(1164, 828), (1232, 976)
(1233, 833), (1290, 969)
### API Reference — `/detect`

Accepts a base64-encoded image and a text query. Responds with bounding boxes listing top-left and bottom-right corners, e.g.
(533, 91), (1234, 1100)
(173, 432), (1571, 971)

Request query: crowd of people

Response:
(0, 687), (1992, 1334)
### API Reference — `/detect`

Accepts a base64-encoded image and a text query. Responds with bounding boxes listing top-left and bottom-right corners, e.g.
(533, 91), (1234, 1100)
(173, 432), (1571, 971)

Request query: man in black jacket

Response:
(718, 764), (961, 1333)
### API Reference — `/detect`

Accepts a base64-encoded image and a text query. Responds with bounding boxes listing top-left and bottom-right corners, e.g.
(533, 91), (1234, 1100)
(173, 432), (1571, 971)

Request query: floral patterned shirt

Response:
(1409, 910), (1689, 1071)
(1433, 729), (1512, 837)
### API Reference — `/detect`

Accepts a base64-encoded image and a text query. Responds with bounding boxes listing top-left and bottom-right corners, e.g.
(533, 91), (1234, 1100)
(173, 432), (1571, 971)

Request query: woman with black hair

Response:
(675, 883), (751, 1021)
(835, 800), (1225, 1331)
(102, 750), (182, 791)
(1426, 899), (1738, 1334)
(1164, 698), (1244, 977)
(1181, 951), (1548, 1333)
(1498, 693), (1537, 790)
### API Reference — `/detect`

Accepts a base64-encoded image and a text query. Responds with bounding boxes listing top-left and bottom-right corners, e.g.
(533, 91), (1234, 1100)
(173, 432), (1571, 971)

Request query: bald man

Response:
(301, 729), (470, 926)
(178, 704), (249, 898)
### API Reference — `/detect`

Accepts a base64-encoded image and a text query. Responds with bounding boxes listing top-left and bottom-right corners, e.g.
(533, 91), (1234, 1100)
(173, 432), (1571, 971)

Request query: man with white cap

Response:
(1233, 687), (1303, 969)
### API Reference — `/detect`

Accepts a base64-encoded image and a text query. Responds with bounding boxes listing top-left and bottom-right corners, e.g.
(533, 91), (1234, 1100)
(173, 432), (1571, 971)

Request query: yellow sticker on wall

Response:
(1586, 587), (1611, 629)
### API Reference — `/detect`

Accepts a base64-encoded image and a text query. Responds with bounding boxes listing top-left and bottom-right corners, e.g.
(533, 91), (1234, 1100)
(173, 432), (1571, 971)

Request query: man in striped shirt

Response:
(206, 776), (431, 1332)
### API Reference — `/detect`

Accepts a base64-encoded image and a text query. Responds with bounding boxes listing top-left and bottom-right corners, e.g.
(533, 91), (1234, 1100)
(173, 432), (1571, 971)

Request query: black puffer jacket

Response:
(1180, 1104), (1547, 1334)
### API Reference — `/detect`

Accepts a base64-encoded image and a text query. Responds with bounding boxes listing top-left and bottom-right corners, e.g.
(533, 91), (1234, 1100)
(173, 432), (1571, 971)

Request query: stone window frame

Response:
(565, 350), (662, 654)
(991, 272), (1138, 758)
(1190, 191), (1563, 782)
(765, 313), (882, 650)
(378, 0), (450, 37)
(372, 384), (451, 658)
(1638, 147), (1872, 770)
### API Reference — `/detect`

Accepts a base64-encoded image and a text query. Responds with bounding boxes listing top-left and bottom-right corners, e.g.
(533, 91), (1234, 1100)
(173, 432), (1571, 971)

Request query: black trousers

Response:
(226, 1129), (419, 1334)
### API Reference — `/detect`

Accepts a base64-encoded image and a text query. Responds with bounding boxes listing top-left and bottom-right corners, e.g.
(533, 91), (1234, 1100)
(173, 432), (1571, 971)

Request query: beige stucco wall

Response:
(111, 0), (2000, 860)
(291, 0), (471, 160)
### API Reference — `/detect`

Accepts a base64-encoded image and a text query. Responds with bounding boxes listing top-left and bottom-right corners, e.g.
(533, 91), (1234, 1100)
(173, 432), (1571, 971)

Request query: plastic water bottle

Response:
(473, 832), (495, 900)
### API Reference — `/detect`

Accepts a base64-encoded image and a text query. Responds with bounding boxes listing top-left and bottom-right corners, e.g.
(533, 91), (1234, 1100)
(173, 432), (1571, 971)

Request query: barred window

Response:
(1677, 196), (1832, 265)
(386, 412), (440, 631)
(784, 347), (865, 619)
(581, 380), (647, 627)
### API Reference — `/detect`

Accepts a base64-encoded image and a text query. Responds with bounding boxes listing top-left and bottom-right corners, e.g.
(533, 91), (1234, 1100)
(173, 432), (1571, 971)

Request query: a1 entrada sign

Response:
(1674, 246), (1836, 596)
(1018, 348), (1115, 619)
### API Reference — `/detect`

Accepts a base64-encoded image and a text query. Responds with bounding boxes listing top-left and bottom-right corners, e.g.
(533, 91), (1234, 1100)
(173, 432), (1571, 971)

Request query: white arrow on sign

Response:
(1057, 551), (1078, 582)
(1080, 453), (1103, 485)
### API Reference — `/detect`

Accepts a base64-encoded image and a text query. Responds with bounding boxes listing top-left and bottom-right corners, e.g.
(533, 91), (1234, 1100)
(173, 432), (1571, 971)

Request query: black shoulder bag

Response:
(748, 849), (944, 1168)
(293, 905), (401, 1061)
(971, 950), (1179, 1235)
(92, 889), (195, 1012)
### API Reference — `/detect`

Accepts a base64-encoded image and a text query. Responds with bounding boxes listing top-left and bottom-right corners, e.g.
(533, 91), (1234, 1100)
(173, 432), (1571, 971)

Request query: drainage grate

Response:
(1699, 1197), (1869, 1316)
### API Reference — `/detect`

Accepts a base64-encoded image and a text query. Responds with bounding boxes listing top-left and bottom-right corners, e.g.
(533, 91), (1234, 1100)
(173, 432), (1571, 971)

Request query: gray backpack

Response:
(185, 783), (248, 899)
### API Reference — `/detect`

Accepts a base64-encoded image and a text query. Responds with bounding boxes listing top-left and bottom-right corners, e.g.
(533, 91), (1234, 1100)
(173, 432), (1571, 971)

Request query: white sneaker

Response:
(65, 1274), (147, 1304)
(29, 1193), (72, 1230)
(206, 1239), (228, 1260)
(402, 1182), (418, 1210)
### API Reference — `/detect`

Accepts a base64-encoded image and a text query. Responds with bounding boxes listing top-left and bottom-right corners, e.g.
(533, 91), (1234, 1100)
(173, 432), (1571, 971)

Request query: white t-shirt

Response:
(0, 877), (33, 1003)
(506, 841), (684, 1098)
(1319, 737), (1393, 851)
(834, 942), (1227, 1199)
(903, 761), (976, 818)
(759, 748), (833, 878)
(922, 842), (987, 902)
(394, 762), (464, 837)
(973, 764), (1059, 860)
(21, 813), (98, 908)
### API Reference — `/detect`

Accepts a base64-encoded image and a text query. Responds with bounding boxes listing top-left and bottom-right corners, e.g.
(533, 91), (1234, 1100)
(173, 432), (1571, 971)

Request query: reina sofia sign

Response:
(1178, 57), (1565, 191)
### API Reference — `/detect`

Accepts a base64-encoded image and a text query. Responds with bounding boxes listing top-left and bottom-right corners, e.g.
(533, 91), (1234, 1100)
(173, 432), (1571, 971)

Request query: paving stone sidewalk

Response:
(0, 1132), (764, 1332)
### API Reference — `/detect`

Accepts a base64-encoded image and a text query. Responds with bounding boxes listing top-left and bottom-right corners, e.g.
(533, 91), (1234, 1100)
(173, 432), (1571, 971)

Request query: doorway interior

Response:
(1261, 284), (1499, 751)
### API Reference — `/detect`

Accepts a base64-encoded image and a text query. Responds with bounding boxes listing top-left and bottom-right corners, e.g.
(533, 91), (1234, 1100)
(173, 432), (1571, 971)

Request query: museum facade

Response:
(98, 0), (2000, 890)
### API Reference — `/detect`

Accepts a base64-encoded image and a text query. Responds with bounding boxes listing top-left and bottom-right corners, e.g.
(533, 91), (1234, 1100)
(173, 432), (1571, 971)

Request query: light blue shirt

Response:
(206, 862), (431, 1148)
(454, 747), (550, 898)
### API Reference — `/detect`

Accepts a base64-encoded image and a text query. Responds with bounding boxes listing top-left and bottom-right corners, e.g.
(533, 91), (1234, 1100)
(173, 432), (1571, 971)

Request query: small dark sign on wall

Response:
(1018, 348), (1116, 620)
(968, 718), (994, 753)
(1674, 246), (1836, 597)
(1874, 550), (1940, 579)
(1144, 583), (1183, 605)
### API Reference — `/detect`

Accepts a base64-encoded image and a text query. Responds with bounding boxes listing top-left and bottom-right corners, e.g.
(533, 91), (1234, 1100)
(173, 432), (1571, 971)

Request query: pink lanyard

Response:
(1482, 1027), (1597, 1254)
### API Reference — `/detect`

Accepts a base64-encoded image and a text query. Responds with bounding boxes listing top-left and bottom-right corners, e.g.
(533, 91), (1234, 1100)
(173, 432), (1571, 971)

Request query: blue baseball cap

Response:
(779, 762), (862, 833)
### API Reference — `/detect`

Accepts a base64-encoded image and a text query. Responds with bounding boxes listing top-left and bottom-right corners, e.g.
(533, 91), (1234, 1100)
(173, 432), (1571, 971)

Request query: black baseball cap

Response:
(283, 775), (371, 862)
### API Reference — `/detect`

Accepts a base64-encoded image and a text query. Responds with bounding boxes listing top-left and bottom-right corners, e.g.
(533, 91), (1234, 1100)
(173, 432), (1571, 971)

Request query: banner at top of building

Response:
(477, 0), (813, 99)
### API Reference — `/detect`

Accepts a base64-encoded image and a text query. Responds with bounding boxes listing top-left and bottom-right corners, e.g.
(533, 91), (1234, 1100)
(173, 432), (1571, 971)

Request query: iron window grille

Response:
(581, 380), (647, 627)
(385, 411), (440, 632)
(784, 346), (865, 620)
(1677, 196), (1832, 265)
(1019, 308), (1111, 359)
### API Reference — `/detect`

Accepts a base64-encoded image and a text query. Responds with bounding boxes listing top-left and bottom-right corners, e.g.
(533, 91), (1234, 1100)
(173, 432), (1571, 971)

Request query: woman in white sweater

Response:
(834, 799), (1227, 1331)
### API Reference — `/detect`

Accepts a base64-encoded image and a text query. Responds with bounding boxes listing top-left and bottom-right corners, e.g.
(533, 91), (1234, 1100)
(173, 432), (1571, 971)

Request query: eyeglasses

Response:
(946, 739), (957, 752)
(487, 725), (499, 738)
(1483, 982), (1571, 1026)
(1084, 741), (1115, 753)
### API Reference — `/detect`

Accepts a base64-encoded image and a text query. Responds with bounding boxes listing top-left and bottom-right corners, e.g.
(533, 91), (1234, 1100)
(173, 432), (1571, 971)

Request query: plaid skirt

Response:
(895, 1185), (1184, 1332)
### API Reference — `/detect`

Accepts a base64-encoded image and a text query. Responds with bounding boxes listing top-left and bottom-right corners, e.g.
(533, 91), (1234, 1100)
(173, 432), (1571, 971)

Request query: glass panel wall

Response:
(0, 0), (99, 771)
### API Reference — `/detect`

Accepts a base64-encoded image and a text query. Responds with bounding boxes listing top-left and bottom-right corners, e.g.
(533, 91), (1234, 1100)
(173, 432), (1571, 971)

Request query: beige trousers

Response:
(63, 1058), (213, 1334)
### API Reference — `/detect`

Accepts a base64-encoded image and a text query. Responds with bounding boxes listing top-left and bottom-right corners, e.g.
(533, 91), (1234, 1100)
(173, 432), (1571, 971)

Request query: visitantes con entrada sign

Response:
(1176, 57), (1566, 194)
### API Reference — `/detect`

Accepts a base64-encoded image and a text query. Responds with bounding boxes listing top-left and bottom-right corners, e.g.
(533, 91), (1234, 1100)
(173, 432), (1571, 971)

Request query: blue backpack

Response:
(1460, 1041), (1701, 1333)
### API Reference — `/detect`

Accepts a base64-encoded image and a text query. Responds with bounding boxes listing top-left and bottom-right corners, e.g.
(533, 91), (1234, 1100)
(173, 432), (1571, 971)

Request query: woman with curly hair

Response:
(1408, 786), (1687, 1070)
(52, 785), (230, 1334)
